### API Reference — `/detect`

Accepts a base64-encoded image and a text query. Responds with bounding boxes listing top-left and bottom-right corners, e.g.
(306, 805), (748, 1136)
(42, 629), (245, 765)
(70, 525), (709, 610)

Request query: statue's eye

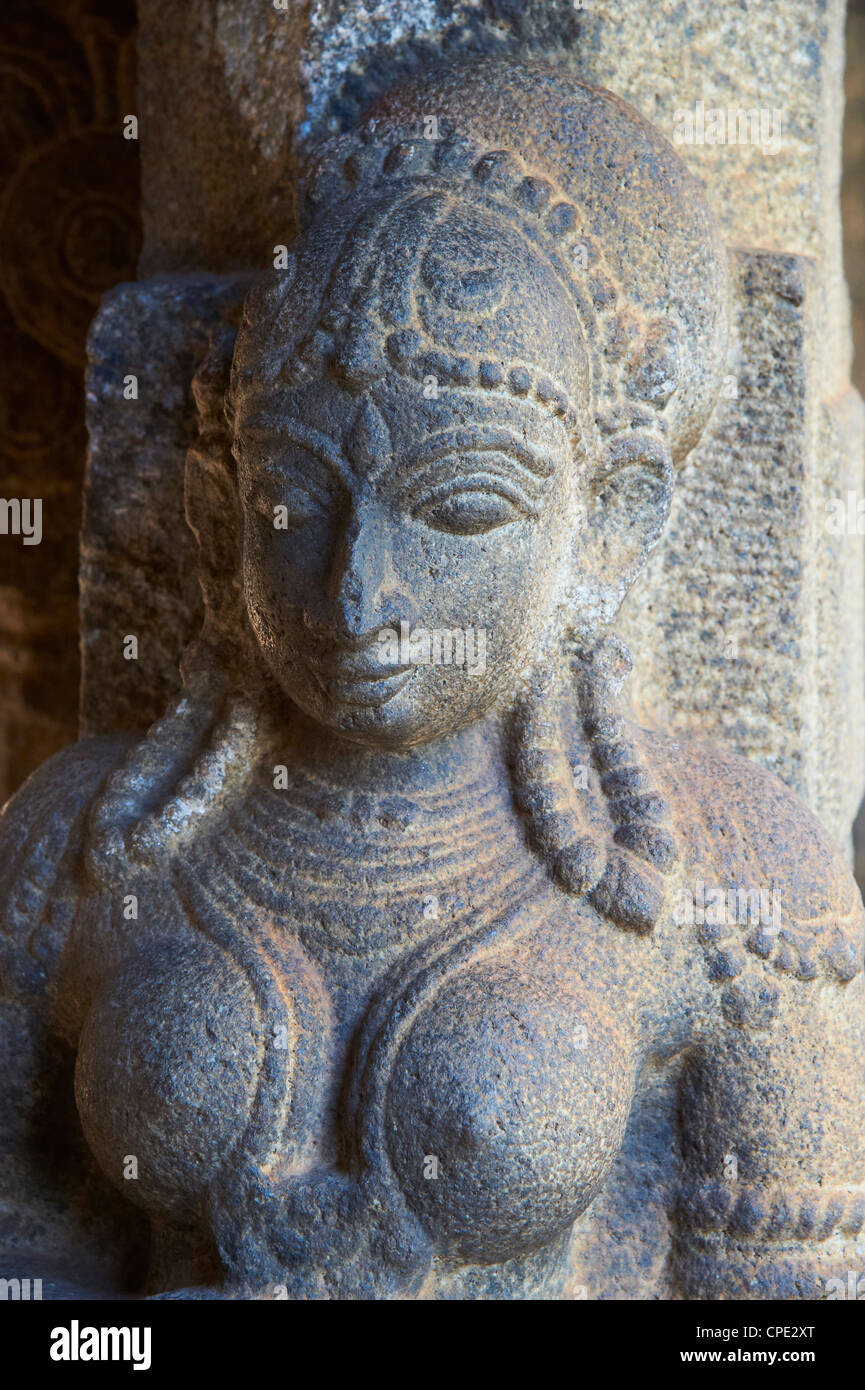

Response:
(413, 478), (533, 536)
(418, 490), (521, 535)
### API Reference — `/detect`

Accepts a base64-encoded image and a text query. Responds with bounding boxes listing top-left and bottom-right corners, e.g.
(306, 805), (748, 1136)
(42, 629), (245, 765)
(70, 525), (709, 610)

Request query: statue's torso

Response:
(70, 756), (653, 1296)
(51, 730), (863, 1298)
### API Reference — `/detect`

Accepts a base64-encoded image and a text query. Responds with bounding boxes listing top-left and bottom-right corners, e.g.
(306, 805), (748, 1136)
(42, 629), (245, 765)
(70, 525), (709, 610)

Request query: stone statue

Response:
(2, 59), (863, 1301)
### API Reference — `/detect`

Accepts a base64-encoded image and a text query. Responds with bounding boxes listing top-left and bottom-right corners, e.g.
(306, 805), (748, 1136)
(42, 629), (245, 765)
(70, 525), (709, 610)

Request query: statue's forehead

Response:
(235, 376), (571, 460)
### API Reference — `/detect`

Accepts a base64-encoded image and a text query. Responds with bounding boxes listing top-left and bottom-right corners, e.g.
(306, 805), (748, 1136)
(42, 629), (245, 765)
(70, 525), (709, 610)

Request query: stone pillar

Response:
(83, 0), (864, 847)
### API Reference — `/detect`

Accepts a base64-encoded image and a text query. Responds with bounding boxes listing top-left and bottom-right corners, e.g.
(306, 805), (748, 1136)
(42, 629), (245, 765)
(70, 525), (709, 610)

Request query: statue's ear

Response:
(571, 430), (674, 636)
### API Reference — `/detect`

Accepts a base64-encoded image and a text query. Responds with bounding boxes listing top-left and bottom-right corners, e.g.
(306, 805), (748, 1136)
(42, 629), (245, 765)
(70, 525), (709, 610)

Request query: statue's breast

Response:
(382, 934), (638, 1266)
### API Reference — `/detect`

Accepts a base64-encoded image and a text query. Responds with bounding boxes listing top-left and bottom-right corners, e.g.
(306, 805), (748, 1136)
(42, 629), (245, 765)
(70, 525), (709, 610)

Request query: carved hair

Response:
(508, 636), (677, 934)
(234, 129), (684, 471)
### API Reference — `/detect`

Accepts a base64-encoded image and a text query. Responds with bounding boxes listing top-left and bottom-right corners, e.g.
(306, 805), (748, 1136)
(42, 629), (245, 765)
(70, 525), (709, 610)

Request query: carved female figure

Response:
(2, 60), (863, 1300)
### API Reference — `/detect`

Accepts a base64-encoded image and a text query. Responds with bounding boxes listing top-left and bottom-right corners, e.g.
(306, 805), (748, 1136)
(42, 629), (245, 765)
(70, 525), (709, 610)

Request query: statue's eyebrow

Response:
(236, 413), (351, 485)
(409, 427), (555, 479)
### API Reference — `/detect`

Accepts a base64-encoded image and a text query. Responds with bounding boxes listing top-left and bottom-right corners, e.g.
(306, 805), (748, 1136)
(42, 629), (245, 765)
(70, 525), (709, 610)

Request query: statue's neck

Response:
(271, 705), (508, 799)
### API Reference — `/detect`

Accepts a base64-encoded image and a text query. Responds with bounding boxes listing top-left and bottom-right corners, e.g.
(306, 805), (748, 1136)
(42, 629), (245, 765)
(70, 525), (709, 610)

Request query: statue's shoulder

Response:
(642, 728), (864, 985)
(0, 736), (133, 1003)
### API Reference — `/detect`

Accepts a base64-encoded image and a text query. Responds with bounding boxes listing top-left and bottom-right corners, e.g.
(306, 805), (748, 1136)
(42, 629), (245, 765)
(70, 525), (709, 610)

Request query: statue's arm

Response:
(0, 737), (134, 1263)
(673, 943), (865, 1299)
(0, 740), (131, 993)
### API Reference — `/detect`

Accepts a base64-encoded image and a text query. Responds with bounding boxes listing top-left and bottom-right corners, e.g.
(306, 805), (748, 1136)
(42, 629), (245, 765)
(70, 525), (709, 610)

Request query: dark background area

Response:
(0, 0), (864, 846)
(0, 0), (139, 798)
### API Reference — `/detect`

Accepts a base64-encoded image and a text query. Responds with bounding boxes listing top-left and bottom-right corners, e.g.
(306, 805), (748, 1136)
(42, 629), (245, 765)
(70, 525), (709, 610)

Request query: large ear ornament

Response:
(588, 426), (674, 573)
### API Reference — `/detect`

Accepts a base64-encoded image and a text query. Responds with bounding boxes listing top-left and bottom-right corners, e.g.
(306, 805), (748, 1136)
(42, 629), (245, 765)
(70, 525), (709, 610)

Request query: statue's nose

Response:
(327, 502), (411, 641)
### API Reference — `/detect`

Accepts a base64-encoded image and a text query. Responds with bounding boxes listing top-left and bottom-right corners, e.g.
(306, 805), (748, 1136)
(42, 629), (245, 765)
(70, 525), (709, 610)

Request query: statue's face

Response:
(234, 370), (583, 747)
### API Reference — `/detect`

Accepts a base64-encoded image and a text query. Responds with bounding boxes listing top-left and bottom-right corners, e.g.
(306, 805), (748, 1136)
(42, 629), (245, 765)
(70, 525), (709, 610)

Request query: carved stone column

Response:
(6, 0), (865, 1307)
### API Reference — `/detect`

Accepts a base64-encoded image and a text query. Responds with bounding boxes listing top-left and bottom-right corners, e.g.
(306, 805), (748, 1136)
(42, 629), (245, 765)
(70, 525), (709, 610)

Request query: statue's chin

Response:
(283, 682), (486, 752)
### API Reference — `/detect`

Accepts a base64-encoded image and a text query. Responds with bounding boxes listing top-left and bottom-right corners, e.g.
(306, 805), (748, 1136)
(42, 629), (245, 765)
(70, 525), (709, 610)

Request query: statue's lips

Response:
(307, 656), (417, 708)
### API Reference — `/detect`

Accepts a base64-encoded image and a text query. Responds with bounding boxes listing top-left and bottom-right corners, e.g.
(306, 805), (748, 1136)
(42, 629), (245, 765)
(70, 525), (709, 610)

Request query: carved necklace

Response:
(180, 759), (547, 958)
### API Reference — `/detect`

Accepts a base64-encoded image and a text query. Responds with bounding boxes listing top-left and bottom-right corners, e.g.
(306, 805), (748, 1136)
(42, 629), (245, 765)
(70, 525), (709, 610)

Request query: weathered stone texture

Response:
(82, 276), (248, 737)
(620, 250), (865, 847)
(844, 2), (865, 398)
